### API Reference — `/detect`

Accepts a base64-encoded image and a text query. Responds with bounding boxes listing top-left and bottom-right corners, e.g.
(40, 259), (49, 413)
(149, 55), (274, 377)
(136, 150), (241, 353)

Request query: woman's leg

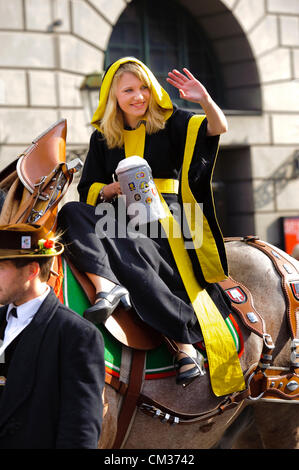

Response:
(58, 201), (120, 285)
(86, 272), (116, 296)
(58, 202), (131, 321)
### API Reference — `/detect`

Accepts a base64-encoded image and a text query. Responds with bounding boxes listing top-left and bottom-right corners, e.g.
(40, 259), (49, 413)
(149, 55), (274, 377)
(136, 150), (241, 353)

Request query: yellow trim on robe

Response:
(181, 115), (227, 283)
(123, 124), (179, 194)
(87, 182), (106, 206)
(156, 115), (245, 395)
(154, 178), (179, 194)
(122, 121), (245, 396)
(158, 196), (245, 396)
(123, 125), (146, 158)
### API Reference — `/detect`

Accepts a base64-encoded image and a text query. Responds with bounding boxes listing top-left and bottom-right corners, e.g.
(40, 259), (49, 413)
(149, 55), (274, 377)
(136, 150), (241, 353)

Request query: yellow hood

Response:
(91, 57), (173, 131)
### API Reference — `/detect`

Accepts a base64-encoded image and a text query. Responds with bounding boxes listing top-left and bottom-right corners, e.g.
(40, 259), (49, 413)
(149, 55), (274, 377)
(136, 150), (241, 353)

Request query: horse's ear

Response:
(17, 119), (67, 194)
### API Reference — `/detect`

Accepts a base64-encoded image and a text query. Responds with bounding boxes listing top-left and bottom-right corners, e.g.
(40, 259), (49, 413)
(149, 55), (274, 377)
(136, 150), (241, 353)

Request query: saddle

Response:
(0, 119), (82, 234)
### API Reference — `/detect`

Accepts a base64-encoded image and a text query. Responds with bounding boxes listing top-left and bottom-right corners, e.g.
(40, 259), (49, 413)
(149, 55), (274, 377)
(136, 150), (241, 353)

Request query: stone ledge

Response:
(257, 48), (292, 82)
(221, 114), (271, 145)
(0, 145), (27, 171)
(262, 81), (299, 112)
(280, 16), (299, 47)
(249, 15), (279, 56)
(0, 70), (27, 106)
(272, 114), (299, 144)
(0, 32), (55, 68)
(276, 178), (299, 210)
(25, 0), (52, 32)
(234, 0), (266, 33)
(28, 71), (57, 107)
(267, 0), (299, 15)
(0, 108), (58, 144)
(0, 0), (23, 30)
(72, 0), (112, 49)
(59, 35), (104, 74)
(58, 108), (92, 144)
(88, 0), (127, 24)
(251, 145), (298, 179)
(294, 50), (299, 78)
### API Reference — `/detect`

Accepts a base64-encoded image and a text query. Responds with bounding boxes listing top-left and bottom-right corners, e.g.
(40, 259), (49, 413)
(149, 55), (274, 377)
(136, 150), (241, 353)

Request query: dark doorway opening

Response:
(213, 146), (255, 238)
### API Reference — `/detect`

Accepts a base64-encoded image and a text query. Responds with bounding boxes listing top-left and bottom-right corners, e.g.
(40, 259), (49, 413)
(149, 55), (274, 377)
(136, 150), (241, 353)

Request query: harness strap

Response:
(105, 373), (128, 396)
(247, 367), (299, 402)
(218, 276), (265, 338)
(246, 238), (299, 373)
(246, 239), (299, 338)
(11, 162), (74, 234)
(105, 369), (249, 427)
(138, 389), (249, 425)
(224, 237), (299, 401)
(218, 276), (275, 371)
(112, 349), (146, 449)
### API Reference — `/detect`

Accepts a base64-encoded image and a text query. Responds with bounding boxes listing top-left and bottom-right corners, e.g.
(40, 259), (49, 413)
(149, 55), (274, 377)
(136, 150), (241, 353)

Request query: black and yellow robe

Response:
(58, 57), (244, 396)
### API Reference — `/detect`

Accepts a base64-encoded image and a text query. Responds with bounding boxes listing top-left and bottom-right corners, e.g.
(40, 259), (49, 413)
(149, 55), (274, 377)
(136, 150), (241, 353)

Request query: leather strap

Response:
(112, 349), (146, 449)
(246, 239), (299, 340)
(137, 389), (249, 425)
(218, 276), (265, 338)
(10, 185), (39, 224)
(105, 373), (128, 396)
(246, 239), (299, 372)
(12, 162), (72, 225)
(247, 367), (299, 402)
(106, 369), (249, 426)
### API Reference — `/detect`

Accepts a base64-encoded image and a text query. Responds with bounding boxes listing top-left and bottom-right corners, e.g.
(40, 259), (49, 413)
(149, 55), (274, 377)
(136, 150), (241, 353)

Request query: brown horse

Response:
(99, 239), (299, 449)
(0, 120), (298, 449)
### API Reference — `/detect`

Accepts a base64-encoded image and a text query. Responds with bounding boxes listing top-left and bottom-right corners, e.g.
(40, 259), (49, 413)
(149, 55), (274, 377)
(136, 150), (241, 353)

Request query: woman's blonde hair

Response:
(99, 62), (167, 149)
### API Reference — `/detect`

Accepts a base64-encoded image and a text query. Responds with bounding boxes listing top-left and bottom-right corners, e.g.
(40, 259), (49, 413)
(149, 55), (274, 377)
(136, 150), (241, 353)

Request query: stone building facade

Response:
(0, 0), (298, 249)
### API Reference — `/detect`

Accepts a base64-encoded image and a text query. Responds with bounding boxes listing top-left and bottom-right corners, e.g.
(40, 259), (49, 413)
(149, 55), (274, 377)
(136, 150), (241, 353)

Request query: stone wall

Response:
(0, 0), (127, 169)
(220, 0), (299, 245)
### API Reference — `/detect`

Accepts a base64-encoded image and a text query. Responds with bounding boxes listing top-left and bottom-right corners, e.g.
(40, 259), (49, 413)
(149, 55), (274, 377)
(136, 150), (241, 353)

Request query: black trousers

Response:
(58, 201), (231, 344)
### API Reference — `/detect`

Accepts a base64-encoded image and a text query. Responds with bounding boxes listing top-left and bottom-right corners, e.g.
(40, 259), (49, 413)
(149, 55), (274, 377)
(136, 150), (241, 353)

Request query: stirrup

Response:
(174, 350), (206, 388)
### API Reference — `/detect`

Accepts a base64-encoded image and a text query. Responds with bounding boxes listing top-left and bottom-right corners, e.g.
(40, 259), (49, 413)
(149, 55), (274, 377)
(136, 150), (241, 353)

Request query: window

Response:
(105, 0), (224, 108)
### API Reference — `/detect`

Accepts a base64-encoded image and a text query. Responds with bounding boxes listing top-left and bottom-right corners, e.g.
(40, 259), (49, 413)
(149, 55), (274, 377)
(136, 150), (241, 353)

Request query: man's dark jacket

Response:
(0, 289), (105, 449)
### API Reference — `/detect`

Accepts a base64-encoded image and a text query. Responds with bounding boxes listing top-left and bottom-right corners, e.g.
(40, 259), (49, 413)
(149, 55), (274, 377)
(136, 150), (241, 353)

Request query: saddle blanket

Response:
(61, 259), (244, 380)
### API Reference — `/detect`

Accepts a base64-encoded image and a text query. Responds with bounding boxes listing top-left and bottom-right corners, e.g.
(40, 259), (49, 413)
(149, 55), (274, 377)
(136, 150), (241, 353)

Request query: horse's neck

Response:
(226, 241), (290, 367)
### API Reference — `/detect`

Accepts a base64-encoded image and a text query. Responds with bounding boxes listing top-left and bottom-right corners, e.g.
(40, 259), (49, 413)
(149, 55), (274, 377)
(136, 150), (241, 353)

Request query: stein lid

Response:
(115, 156), (150, 175)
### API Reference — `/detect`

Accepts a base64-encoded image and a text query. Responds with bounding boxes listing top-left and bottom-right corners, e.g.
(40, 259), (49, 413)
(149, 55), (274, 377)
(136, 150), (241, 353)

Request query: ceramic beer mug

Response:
(115, 156), (166, 225)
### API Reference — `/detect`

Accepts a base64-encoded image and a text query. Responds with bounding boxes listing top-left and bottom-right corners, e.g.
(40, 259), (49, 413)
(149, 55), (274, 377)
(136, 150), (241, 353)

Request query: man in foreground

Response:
(0, 223), (105, 449)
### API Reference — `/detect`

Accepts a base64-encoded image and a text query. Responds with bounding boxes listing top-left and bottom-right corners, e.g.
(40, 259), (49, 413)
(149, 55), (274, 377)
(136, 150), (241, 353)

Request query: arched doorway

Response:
(105, 0), (224, 109)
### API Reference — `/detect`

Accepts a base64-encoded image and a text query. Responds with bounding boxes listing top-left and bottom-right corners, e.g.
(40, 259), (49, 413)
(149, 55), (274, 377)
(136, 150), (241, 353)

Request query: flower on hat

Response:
(44, 239), (54, 249)
(37, 238), (56, 255)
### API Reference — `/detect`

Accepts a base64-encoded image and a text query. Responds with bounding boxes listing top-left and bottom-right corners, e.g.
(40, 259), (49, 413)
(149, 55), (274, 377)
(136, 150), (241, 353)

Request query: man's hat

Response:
(0, 223), (64, 259)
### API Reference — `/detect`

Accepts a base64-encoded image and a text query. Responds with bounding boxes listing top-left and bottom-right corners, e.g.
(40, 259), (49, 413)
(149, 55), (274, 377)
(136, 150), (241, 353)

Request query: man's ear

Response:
(26, 261), (40, 281)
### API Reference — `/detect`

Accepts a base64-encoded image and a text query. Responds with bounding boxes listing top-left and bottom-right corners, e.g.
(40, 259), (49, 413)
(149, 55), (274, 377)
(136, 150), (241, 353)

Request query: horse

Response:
(0, 119), (298, 449)
(95, 238), (299, 449)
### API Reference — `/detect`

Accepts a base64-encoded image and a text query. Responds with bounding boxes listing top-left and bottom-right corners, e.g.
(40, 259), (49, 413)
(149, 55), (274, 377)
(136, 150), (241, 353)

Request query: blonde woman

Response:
(58, 57), (233, 388)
